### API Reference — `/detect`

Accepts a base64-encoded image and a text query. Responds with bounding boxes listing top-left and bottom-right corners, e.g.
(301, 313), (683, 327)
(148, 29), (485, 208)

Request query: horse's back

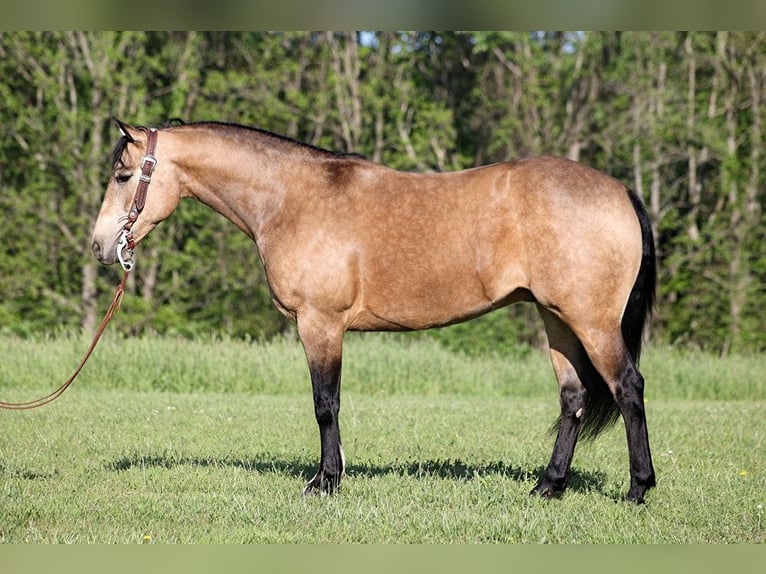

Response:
(343, 157), (641, 331)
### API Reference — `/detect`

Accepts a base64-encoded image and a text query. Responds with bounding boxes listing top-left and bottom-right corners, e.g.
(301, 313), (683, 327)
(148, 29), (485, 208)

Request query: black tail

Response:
(577, 188), (657, 441)
(621, 189), (657, 365)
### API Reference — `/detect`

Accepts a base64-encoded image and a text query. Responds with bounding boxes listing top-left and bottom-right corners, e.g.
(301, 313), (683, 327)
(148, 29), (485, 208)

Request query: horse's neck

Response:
(180, 133), (306, 240)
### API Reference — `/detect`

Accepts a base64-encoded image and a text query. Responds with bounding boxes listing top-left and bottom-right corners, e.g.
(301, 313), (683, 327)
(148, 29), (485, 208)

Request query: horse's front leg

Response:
(298, 315), (346, 496)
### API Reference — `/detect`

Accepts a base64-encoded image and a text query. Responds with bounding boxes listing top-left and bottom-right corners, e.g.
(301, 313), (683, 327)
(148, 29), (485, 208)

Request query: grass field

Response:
(0, 333), (764, 543)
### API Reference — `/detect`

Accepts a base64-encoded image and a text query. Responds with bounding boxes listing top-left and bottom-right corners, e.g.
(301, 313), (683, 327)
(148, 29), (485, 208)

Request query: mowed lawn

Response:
(0, 334), (764, 543)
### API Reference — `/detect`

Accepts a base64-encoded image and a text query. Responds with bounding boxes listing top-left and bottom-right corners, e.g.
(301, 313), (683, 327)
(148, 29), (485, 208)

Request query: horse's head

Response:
(91, 118), (182, 268)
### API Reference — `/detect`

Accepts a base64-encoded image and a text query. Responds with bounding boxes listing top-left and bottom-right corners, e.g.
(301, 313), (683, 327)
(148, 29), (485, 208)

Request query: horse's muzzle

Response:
(92, 240), (115, 265)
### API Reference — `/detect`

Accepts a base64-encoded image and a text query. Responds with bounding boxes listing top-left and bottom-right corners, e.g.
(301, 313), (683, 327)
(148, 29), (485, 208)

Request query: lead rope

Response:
(0, 128), (157, 410)
(0, 270), (130, 410)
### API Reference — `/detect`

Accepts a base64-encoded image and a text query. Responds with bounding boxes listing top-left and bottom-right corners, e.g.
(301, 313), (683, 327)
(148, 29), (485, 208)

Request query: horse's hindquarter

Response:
(507, 157), (643, 325)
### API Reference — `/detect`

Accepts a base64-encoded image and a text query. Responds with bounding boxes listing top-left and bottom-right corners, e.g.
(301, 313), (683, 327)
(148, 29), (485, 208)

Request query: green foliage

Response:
(1, 32), (765, 353)
(419, 306), (543, 359)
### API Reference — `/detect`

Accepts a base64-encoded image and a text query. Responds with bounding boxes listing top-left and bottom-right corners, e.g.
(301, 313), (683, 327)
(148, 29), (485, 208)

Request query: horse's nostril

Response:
(92, 242), (102, 261)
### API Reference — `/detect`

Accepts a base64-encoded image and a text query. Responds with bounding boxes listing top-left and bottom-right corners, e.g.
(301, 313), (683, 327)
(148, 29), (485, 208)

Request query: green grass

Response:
(2, 331), (763, 399)
(0, 334), (764, 543)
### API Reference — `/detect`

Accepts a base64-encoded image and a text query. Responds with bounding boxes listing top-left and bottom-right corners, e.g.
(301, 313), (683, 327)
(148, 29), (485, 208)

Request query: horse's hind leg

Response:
(531, 306), (589, 498)
(581, 329), (656, 503)
(298, 313), (346, 496)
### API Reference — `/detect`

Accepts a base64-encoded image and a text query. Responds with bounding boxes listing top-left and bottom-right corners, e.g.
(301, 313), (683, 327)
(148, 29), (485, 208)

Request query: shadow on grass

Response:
(106, 453), (608, 497)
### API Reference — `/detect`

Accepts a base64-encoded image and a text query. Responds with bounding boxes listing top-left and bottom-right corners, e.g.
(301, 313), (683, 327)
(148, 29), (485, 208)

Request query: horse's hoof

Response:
(302, 472), (340, 496)
(302, 484), (328, 497)
(529, 486), (561, 499)
(530, 479), (565, 499)
(623, 489), (648, 504)
(624, 475), (655, 503)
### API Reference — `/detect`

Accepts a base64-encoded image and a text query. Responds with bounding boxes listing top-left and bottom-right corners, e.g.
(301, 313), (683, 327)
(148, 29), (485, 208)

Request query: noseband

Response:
(117, 128), (158, 272)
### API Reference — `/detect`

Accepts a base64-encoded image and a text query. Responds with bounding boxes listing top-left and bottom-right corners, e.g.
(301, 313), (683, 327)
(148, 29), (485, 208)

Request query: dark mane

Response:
(110, 120), (366, 172)
(179, 120), (366, 160)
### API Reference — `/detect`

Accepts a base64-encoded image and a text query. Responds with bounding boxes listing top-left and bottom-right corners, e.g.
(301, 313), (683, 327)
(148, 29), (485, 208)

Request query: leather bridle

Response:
(0, 129), (158, 409)
(117, 128), (158, 272)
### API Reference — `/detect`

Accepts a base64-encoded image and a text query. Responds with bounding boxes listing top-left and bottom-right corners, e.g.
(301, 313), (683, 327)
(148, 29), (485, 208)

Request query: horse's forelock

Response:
(110, 124), (154, 171)
(110, 136), (130, 172)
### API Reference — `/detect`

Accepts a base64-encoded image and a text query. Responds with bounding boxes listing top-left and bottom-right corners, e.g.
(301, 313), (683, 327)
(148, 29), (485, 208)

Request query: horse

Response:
(91, 118), (657, 503)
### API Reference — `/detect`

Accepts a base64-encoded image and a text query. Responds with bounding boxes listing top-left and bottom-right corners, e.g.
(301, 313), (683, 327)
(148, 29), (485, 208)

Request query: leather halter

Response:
(117, 128), (158, 271)
(0, 129), (158, 409)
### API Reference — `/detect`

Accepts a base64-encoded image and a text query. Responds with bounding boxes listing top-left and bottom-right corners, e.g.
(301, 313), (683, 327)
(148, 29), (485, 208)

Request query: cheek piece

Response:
(117, 128), (158, 272)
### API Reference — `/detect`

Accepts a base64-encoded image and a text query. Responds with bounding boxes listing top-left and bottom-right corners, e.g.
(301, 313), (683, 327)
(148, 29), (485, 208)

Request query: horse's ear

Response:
(113, 117), (137, 143)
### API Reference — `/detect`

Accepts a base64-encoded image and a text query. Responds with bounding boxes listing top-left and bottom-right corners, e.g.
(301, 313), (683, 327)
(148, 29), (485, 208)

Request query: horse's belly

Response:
(348, 302), (490, 331)
(348, 271), (527, 332)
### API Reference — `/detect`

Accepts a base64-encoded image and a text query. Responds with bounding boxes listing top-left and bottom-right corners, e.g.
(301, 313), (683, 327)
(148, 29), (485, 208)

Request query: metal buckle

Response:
(139, 155), (157, 183)
(140, 155), (158, 172)
(116, 230), (134, 272)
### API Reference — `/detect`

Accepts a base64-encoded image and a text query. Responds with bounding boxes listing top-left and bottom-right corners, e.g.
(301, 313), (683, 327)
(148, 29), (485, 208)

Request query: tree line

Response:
(0, 31), (764, 354)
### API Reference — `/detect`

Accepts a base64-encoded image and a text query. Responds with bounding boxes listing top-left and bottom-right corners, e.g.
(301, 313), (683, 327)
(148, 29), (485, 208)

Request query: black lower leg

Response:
(616, 365), (656, 503)
(531, 384), (586, 498)
(303, 356), (345, 496)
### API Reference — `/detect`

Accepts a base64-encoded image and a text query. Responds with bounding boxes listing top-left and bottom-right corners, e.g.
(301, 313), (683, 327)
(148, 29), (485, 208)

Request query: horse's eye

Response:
(115, 173), (132, 184)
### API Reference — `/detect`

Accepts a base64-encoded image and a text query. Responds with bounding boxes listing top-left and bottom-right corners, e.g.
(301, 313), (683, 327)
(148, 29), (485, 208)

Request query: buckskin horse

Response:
(91, 119), (656, 503)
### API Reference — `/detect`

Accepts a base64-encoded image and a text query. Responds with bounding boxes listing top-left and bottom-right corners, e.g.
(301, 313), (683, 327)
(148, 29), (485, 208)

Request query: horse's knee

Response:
(611, 363), (646, 416)
(313, 395), (339, 425)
